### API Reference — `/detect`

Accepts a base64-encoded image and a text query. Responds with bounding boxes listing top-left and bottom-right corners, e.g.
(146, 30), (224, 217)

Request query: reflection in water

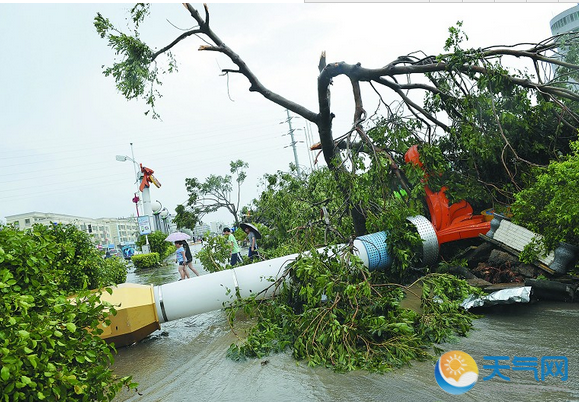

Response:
(113, 245), (579, 402)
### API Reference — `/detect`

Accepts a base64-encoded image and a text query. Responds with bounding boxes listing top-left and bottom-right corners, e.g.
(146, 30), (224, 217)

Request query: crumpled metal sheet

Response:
(461, 286), (532, 310)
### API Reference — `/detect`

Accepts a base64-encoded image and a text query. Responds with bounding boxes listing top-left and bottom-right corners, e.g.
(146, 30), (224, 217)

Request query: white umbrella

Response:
(165, 232), (191, 242)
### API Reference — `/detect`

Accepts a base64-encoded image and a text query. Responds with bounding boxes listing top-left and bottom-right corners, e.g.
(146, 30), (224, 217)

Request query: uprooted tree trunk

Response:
(96, 3), (579, 236)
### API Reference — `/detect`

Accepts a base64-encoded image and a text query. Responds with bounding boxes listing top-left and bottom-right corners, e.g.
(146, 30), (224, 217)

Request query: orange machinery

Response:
(404, 145), (490, 245)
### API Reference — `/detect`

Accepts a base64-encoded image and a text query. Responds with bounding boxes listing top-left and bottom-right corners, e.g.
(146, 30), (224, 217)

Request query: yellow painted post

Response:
(97, 283), (160, 347)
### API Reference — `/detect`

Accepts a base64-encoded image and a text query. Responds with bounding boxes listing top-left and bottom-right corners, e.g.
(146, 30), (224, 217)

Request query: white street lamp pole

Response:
(129, 142), (143, 217)
(116, 154), (143, 215)
(152, 200), (162, 234)
(160, 208), (169, 233)
(141, 187), (153, 230)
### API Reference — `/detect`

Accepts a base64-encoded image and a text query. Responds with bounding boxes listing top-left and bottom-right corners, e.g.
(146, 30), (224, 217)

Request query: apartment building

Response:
(5, 211), (139, 248)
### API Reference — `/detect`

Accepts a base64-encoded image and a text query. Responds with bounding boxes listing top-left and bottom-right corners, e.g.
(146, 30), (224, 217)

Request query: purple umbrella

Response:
(165, 232), (191, 242)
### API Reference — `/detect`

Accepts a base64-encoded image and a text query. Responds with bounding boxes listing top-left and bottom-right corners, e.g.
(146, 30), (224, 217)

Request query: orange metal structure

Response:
(404, 145), (490, 244)
(139, 164), (162, 192)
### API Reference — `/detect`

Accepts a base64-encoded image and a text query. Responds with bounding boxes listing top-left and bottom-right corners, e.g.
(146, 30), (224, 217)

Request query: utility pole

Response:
(283, 109), (301, 176)
(116, 145), (153, 252)
(130, 142), (143, 216)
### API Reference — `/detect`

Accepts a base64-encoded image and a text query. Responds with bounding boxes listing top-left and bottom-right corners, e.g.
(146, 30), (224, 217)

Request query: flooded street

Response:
(112, 245), (579, 401)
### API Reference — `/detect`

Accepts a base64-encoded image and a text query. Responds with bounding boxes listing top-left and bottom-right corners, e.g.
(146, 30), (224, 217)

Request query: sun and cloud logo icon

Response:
(434, 350), (479, 394)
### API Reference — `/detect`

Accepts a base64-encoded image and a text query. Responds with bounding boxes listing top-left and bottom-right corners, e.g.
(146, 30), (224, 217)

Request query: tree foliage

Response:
(0, 224), (133, 401)
(226, 250), (481, 373)
(176, 160), (249, 229)
(94, 3), (176, 119)
(511, 140), (579, 251)
(248, 167), (349, 252)
(195, 233), (230, 272)
(172, 204), (197, 232)
(244, 159), (426, 278)
(191, 161), (480, 372)
(30, 223), (127, 291)
(196, 227), (261, 272)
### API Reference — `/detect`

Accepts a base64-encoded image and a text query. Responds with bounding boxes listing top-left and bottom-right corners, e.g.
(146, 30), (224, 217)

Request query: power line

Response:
(0, 119), (283, 167)
(0, 124), (290, 185)
(0, 140), (297, 202)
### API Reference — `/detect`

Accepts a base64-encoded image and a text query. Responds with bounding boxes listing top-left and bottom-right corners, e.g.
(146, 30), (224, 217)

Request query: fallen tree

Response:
(95, 4), (579, 235)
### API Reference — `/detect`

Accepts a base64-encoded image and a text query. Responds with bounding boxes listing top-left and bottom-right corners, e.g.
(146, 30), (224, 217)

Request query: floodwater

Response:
(112, 244), (579, 402)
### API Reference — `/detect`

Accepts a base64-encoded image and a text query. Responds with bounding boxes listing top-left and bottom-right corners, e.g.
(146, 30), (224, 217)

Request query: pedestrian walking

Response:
(244, 226), (259, 260)
(223, 227), (243, 266)
(179, 240), (200, 277)
(175, 241), (189, 280)
(240, 222), (262, 261)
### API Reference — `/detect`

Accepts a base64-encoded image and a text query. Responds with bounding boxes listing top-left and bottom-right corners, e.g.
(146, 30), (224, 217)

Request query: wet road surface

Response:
(112, 246), (579, 402)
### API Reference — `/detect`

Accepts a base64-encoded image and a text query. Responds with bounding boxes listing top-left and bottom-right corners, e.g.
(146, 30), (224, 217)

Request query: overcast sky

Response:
(0, 2), (572, 226)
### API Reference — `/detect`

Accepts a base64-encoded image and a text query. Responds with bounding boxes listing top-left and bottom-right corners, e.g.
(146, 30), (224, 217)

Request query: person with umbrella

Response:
(174, 241), (189, 280)
(240, 223), (261, 261)
(165, 232), (198, 280)
(178, 240), (200, 277)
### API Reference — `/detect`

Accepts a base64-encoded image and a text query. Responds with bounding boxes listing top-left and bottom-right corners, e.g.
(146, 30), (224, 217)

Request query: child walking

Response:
(175, 241), (189, 280)
(179, 240), (200, 277)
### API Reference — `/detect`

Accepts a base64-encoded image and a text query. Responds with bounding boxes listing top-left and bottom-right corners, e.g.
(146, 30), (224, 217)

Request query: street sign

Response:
(138, 216), (152, 235)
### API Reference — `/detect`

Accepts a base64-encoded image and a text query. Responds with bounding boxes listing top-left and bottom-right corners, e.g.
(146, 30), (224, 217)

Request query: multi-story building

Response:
(100, 217), (140, 246)
(5, 211), (139, 249)
(550, 5), (579, 86)
(210, 221), (227, 234)
(193, 222), (211, 238)
(550, 5), (579, 36)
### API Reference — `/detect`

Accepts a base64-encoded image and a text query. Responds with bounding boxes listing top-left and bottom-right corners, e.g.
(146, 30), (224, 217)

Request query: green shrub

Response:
(5, 223), (127, 292)
(30, 223), (127, 292)
(136, 231), (173, 259)
(99, 256), (128, 285)
(131, 252), (160, 269)
(0, 225), (133, 401)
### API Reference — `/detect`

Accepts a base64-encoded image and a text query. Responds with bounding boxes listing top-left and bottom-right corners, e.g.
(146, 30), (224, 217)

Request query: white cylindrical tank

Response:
(155, 253), (300, 323)
(154, 218), (438, 324)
